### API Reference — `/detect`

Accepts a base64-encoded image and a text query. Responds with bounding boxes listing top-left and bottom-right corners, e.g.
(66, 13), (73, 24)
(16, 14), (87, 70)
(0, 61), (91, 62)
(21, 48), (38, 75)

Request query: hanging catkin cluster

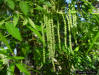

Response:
(43, 5), (55, 71)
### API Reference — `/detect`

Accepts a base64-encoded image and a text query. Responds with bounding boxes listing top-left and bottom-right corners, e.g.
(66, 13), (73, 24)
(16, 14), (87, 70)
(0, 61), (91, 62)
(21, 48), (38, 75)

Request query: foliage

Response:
(0, 0), (99, 75)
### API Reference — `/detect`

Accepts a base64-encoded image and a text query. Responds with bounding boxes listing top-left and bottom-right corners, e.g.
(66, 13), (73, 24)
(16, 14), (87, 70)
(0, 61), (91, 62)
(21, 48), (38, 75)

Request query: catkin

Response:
(57, 16), (61, 50)
(62, 13), (67, 48)
(43, 5), (55, 71)
(66, 9), (72, 51)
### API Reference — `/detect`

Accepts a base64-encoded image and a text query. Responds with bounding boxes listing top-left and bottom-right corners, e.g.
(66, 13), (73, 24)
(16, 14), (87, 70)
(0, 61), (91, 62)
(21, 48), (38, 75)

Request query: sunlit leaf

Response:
(19, 1), (29, 15)
(0, 20), (5, 25)
(5, 0), (15, 10)
(23, 18), (28, 25)
(0, 20), (5, 28)
(0, 33), (12, 53)
(7, 64), (15, 75)
(87, 31), (99, 54)
(16, 63), (30, 75)
(35, 5), (44, 11)
(87, 56), (91, 62)
(12, 56), (24, 60)
(13, 13), (19, 26)
(27, 26), (42, 42)
(5, 22), (22, 41)
(74, 47), (79, 52)
(0, 49), (8, 56)
(28, 18), (36, 29)
(71, 10), (76, 14)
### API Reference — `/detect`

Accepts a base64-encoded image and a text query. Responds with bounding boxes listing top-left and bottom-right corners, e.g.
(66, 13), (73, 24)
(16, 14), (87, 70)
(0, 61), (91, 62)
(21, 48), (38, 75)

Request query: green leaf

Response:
(44, 1), (52, 7)
(27, 26), (42, 42)
(71, 10), (76, 14)
(19, 1), (29, 15)
(87, 56), (91, 62)
(13, 13), (19, 27)
(5, 22), (22, 41)
(0, 20), (5, 25)
(28, 18), (42, 31)
(0, 49), (9, 56)
(0, 33), (12, 53)
(0, 20), (5, 28)
(28, 18), (36, 29)
(87, 31), (99, 54)
(74, 47), (79, 52)
(36, 25), (42, 31)
(7, 56), (24, 60)
(12, 56), (24, 60)
(23, 18), (28, 25)
(16, 63), (30, 75)
(35, 5), (44, 11)
(5, 0), (15, 10)
(7, 64), (15, 75)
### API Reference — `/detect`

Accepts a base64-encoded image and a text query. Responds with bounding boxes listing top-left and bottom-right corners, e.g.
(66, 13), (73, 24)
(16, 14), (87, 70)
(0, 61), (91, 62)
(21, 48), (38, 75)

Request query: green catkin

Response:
(62, 13), (67, 48)
(46, 17), (50, 56)
(43, 5), (55, 72)
(57, 16), (61, 50)
(50, 16), (55, 71)
(41, 21), (46, 63)
(47, 16), (55, 72)
(51, 17), (55, 55)
(43, 5), (50, 53)
(48, 18), (52, 57)
(66, 9), (72, 51)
